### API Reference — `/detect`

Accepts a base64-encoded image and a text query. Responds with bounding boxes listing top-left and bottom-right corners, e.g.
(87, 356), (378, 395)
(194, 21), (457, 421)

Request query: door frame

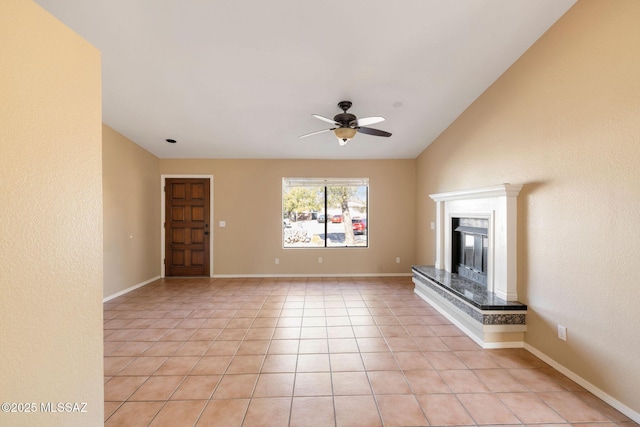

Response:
(161, 174), (214, 278)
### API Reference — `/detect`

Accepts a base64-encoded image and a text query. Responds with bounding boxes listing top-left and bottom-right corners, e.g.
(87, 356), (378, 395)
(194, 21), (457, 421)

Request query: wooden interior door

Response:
(165, 178), (210, 276)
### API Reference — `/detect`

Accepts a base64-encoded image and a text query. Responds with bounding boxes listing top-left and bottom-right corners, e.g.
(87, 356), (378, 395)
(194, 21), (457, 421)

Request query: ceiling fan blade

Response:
(357, 126), (392, 137)
(355, 116), (385, 127)
(312, 114), (340, 126)
(299, 128), (334, 139)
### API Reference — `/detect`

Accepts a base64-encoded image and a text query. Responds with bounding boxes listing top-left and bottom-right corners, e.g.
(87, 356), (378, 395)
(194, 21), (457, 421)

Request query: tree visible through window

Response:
(283, 178), (368, 248)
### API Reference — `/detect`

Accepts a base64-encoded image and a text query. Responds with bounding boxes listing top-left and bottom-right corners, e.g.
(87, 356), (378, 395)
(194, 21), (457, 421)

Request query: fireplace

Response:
(412, 184), (527, 348)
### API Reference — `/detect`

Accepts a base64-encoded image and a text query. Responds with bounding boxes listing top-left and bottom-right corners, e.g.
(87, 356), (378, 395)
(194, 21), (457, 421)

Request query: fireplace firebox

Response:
(452, 217), (489, 286)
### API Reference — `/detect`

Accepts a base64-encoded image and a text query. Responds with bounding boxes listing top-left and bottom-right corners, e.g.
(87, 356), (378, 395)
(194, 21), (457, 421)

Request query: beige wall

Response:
(416, 0), (640, 413)
(103, 124), (160, 298)
(0, 1), (103, 425)
(5, 0), (635, 420)
(160, 159), (416, 276)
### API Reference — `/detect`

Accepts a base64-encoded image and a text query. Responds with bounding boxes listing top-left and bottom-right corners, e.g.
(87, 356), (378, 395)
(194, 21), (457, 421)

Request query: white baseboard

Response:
(524, 343), (640, 423)
(103, 276), (160, 302)
(482, 341), (525, 349)
(211, 273), (413, 279)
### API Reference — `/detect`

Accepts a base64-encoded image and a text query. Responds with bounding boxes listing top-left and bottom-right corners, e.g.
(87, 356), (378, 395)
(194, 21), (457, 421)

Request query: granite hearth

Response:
(413, 265), (527, 348)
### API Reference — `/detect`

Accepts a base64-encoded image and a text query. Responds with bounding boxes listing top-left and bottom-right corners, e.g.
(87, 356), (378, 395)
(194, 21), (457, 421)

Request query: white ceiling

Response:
(35, 0), (575, 160)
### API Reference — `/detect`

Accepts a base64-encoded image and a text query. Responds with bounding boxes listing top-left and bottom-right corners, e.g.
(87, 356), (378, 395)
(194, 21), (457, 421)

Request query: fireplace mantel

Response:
(430, 184), (523, 301)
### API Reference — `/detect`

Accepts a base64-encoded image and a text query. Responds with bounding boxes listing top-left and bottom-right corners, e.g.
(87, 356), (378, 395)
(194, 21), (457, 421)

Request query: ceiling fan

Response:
(299, 101), (392, 146)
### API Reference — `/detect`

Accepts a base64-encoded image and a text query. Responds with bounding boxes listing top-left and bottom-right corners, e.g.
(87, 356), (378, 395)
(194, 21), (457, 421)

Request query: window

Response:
(283, 178), (368, 248)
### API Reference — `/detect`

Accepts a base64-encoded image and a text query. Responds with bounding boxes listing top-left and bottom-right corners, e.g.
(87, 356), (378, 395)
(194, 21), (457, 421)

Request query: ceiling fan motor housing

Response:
(334, 101), (357, 127)
(334, 112), (357, 127)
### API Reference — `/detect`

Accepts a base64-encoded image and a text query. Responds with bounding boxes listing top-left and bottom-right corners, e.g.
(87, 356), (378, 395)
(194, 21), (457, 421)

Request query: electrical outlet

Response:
(318, 257), (323, 264)
(430, 222), (435, 230)
(396, 257), (400, 264)
(557, 325), (567, 341)
(275, 258), (279, 265)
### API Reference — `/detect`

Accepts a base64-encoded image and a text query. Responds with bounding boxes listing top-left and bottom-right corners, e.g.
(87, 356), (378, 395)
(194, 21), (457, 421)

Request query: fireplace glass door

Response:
(453, 218), (489, 286)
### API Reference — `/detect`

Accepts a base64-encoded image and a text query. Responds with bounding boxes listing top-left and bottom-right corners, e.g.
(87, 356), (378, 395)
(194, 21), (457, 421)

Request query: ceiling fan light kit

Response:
(334, 127), (357, 144)
(300, 100), (392, 146)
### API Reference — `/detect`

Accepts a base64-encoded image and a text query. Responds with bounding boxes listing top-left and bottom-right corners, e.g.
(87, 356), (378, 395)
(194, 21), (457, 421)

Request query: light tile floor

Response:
(104, 277), (637, 427)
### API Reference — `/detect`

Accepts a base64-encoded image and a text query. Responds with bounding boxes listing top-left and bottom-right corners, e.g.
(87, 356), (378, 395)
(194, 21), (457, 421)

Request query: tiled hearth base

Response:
(412, 265), (527, 349)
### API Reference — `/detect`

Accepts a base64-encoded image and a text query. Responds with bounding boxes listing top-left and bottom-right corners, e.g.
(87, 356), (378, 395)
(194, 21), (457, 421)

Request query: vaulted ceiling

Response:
(35, 0), (575, 159)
